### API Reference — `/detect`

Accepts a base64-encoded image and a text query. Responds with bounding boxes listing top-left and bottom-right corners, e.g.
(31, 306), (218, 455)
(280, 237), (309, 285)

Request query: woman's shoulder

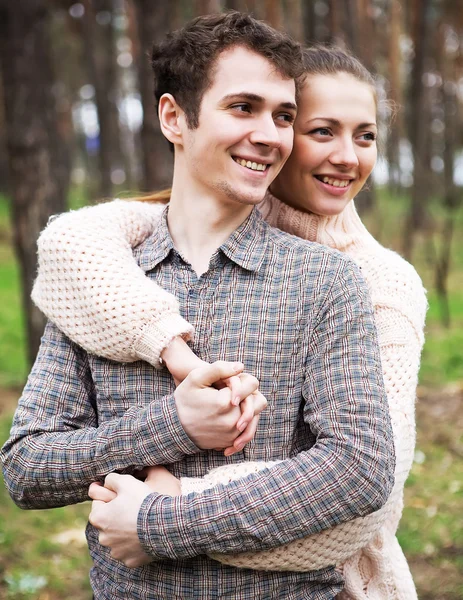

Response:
(352, 244), (428, 325)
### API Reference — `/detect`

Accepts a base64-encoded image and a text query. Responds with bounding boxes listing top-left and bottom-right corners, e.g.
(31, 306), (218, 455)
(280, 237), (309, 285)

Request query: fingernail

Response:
(233, 362), (243, 372)
(233, 396), (241, 406)
(238, 421), (247, 432)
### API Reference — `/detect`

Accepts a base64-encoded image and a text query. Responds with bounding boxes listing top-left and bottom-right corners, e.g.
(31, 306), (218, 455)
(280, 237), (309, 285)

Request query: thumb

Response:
(103, 472), (128, 493)
(190, 360), (244, 388)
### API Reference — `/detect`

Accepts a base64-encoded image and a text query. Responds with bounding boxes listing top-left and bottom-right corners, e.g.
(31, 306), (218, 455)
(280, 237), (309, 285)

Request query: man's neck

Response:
(167, 180), (255, 277)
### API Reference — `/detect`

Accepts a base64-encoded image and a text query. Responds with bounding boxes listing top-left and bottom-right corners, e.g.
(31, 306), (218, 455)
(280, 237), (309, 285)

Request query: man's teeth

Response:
(235, 158), (267, 171)
(321, 176), (350, 188)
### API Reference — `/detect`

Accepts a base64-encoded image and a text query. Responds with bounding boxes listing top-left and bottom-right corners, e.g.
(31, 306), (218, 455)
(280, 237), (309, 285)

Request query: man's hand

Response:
(175, 361), (262, 449)
(88, 473), (153, 568)
(161, 340), (267, 453)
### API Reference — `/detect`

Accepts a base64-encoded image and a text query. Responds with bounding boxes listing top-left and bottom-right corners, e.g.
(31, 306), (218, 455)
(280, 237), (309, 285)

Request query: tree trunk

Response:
(284, 0), (303, 42)
(264, 0), (284, 30)
(81, 0), (122, 199)
(404, 0), (432, 257)
(133, 0), (174, 191)
(0, 0), (69, 366)
(195, 0), (222, 14)
(387, 0), (403, 191)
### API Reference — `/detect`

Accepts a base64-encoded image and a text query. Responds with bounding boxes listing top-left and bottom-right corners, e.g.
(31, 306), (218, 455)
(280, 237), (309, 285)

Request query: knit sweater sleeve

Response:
(31, 200), (194, 367)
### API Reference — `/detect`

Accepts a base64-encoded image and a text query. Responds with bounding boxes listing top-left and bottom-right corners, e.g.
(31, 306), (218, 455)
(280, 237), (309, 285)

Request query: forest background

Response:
(0, 1), (462, 599)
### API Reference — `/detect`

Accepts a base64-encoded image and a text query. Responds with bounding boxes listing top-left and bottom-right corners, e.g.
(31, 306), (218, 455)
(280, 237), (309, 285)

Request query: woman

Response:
(32, 46), (427, 599)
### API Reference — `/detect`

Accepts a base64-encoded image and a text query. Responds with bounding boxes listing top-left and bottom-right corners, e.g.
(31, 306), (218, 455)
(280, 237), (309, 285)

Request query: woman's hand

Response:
(88, 466), (181, 504)
(143, 465), (181, 496)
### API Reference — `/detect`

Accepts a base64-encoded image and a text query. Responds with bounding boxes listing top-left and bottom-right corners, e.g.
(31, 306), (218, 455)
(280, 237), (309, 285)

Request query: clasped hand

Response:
(174, 360), (267, 454)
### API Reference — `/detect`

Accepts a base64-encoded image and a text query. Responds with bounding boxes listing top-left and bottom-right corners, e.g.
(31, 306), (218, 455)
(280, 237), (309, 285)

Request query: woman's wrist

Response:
(161, 336), (206, 383)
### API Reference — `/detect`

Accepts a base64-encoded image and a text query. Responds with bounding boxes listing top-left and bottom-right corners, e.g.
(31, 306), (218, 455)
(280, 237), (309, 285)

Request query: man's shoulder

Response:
(264, 221), (358, 269)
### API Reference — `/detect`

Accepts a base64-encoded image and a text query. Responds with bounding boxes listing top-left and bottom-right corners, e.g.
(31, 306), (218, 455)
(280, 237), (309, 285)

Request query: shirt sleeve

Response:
(31, 200), (194, 367)
(0, 322), (199, 510)
(136, 261), (396, 560)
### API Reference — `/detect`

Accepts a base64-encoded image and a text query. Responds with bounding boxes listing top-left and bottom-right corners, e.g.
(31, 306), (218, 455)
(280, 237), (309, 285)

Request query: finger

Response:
(235, 395), (254, 432)
(89, 481), (117, 502)
(251, 390), (268, 416)
(238, 374), (259, 399)
(189, 361), (244, 388)
(88, 499), (106, 528)
(223, 375), (242, 406)
(104, 472), (131, 493)
(231, 414), (260, 454)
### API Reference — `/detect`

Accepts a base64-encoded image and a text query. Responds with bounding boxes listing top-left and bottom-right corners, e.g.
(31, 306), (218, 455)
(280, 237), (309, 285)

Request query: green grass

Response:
(0, 413), (92, 600)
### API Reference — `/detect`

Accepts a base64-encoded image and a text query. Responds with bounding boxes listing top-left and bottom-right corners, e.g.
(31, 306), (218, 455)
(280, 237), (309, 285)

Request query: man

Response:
(2, 12), (394, 599)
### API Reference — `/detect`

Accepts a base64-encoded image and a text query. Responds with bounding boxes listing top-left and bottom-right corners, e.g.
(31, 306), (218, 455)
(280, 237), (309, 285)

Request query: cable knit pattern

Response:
(32, 195), (427, 599)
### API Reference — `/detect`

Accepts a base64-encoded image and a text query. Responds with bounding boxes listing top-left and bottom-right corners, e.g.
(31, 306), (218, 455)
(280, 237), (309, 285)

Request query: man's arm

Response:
(134, 260), (395, 560)
(0, 322), (201, 509)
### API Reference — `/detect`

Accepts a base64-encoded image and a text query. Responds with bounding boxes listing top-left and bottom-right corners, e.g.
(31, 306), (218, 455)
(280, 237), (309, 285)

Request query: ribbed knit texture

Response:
(32, 195), (427, 599)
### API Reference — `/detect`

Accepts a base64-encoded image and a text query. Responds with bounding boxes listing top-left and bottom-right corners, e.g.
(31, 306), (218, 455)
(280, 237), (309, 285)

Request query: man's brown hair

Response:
(151, 11), (303, 130)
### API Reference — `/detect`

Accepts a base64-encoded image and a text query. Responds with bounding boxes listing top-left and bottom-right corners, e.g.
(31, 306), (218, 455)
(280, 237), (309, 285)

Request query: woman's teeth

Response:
(319, 176), (351, 188)
(234, 158), (267, 171)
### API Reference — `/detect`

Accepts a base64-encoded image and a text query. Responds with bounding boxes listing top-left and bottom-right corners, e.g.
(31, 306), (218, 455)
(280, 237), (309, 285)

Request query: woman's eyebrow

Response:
(306, 117), (377, 128)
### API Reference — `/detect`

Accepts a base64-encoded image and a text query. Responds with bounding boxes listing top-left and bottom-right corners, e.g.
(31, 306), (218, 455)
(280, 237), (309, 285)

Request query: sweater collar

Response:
(259, 191), (375, 252)
(135, 206), (268, 274)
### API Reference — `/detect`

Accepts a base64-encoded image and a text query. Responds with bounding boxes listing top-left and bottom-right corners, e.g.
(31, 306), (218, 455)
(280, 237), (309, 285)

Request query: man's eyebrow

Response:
(220, 93), (297, 111)
(307, 117), (377, 128)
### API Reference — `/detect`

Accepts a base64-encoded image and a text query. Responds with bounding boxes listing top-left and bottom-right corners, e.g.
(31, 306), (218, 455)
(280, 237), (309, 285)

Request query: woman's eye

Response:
(310, 127), (331, 136)
(359, 132), (377, 142)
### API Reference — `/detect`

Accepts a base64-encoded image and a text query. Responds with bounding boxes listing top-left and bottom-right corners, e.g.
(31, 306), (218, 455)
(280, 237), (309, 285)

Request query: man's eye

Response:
(232, 104), (251, 113)
(276, 113), (295, 124)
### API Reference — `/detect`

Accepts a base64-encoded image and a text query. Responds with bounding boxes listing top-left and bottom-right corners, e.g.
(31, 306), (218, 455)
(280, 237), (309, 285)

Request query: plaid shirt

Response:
(2, 208), (394, 600)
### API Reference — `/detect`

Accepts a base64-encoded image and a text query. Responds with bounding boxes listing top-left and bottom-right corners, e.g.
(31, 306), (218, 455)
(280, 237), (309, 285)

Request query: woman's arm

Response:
(172, 264), (426, 573)
(32, 200), (194, 367)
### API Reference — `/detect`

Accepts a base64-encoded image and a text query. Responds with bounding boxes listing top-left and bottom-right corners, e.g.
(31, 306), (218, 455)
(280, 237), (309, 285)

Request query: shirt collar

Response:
(135, 205), (268, 274)
(219, 207), (268, 272)
(135, 207), (174, 272)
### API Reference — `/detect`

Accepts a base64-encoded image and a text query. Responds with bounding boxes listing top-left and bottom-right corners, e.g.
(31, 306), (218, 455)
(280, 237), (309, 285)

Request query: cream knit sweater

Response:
(32, 195), (427, 600)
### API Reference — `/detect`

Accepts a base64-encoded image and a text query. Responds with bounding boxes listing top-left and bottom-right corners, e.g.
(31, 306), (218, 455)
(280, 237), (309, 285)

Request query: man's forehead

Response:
(208, 45), (296, 103)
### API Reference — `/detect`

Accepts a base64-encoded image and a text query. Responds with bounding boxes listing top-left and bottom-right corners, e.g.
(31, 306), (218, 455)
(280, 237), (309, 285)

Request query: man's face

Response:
(181, 45), (297, 207)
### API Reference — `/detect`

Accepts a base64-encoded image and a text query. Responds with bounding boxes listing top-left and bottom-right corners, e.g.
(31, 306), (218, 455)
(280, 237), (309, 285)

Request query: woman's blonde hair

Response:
(128, 189), (171, 204)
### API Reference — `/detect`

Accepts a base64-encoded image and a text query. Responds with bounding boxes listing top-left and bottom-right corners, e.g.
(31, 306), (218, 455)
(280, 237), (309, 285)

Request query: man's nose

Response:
(249, 116), (281, 149)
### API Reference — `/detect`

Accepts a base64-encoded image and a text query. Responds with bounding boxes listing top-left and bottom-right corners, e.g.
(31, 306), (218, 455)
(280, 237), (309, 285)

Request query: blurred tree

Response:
(284, 0), (303, 41)
(405, 0), (433, 257)
(81, 0), (124, 199)
(131, 0), (174, 190)
(387, 0), (404, 191)
(0, 0), (69, 365)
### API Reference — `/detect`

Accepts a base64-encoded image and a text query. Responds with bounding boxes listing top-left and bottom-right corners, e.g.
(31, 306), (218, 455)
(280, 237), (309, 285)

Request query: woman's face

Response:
(271, 72), (377, 216)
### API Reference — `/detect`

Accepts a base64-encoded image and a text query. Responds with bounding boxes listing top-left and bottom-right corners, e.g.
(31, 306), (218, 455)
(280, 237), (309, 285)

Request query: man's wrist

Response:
(134, 394), (200, 465)
(137, 493), (196, 560)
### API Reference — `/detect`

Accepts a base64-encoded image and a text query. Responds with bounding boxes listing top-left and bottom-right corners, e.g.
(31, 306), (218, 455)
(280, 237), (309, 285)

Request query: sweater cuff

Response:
(180, 476), (213, 495)
(133, 313), (195, 368)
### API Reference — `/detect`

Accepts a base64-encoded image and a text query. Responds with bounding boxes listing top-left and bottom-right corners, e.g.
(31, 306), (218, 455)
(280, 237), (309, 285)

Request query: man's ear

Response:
(158, 94), (185, 146)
